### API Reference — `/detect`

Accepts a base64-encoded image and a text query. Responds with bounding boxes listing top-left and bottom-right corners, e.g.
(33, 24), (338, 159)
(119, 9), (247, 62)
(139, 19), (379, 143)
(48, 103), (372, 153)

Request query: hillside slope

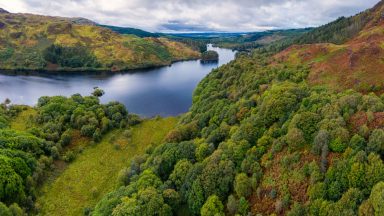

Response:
(274, 1), (384, 93)
(92, 2), (384, 216)
(0, 10), (200, 71)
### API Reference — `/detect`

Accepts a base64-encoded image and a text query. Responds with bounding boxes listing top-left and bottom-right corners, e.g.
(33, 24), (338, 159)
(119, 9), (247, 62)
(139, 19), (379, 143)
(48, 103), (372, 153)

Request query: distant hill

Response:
(0, 8), (9, 14)
(100, 24), (161, 38)
(168, 29), (312, 52)
(68, 17), (97, 26)
(0, 10), (199, 71)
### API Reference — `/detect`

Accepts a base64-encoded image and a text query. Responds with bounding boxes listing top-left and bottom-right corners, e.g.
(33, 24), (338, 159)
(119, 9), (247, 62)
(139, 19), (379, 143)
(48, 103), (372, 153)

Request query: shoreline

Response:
(0, 57), (201, 76)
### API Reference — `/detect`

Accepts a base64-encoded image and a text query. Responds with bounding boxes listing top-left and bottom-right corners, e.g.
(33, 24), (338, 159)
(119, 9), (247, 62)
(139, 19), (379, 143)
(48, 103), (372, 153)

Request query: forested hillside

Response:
(0, 89), (132, 214)
(92, 1), (384, 216)
(0, 10), (200, 71)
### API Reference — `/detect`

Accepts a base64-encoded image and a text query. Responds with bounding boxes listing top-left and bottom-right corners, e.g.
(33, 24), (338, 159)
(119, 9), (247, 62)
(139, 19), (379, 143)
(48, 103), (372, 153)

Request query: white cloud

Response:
(0, 0), (380, 32)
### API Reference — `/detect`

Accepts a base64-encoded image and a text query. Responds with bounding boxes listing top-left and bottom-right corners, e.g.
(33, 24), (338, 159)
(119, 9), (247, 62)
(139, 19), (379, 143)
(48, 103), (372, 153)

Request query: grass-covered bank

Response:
(36, 117), (177, 216)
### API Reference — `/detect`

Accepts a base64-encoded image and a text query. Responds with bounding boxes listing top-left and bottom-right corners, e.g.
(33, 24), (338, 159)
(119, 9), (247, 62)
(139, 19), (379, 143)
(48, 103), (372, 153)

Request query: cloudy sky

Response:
(0, 0), (380, 32)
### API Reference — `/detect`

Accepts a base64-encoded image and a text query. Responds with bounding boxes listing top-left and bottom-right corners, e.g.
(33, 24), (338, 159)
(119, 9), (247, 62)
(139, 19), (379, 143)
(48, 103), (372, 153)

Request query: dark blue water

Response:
(0, 45), (235, 117)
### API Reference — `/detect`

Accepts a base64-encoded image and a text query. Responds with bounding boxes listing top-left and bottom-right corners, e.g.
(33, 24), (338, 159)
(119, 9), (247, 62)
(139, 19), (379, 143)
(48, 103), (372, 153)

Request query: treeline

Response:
(260, 10), (372, 54)
(201, 51), (219, 62)
(168, 37), (208, 53)
(100, 25), (160, 38)
(0, 89), (133, 214)
(94, 51), (384, 215)
(294, 12), (371, 45)
(43, 44), (101, 69)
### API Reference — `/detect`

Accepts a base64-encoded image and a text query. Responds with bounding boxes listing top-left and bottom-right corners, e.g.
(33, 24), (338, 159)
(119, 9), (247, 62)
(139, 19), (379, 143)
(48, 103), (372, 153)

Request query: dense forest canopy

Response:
(92, 49), (384, 215)
(91, 2), (384, 214)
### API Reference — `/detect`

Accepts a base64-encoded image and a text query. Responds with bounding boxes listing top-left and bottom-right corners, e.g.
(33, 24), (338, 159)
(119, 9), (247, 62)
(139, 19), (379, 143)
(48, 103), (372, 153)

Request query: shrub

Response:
(81, 124), (96, 137)
(93, 128), (102, 142)
(64, 150), (76, 162)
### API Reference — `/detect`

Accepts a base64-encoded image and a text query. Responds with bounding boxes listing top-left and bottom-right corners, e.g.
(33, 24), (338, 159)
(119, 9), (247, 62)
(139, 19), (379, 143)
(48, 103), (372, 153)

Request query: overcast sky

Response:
(0, 0), (380, 32)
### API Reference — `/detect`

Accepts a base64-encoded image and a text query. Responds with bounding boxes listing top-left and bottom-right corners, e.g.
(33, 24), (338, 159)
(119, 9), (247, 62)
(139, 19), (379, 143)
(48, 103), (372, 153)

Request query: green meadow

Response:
(36, 117), (178, 216)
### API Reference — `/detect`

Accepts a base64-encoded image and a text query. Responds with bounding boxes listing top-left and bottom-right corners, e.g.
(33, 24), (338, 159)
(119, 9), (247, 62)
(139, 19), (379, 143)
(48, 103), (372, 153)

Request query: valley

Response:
(0, 1), (383, 216)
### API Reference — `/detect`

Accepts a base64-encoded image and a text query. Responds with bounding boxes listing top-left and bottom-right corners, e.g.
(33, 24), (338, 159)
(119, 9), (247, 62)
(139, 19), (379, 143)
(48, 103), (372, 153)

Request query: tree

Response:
(92, 87), (105, 97)
(369, 181), (384, 215)
(8, 203), (23, 216)
(234, 173), (252, 198)
(169, 159), (193, 190)
(367, 129), (384, 154)
(286, 128), (306, 149)
(329, 137), (347, 153)
(112, 187), (172, 216)
(201, 195), (224, 216)
(237, 197), (249, 216)
(162, 189), (180, 209)
(226, 195), (238, 215)
(0, 202), (11, 216)
(359, 200), (374, 216)
(287, 202), (306, 216)
(312, 130), (330, 155)
(350, 134), (366, 151)
(188, 180), (205, 215)
(196, 143), (214, 162)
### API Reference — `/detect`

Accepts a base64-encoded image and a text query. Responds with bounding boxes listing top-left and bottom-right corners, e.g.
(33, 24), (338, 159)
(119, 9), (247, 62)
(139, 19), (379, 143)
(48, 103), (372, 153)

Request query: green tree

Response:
(196, 143), (214, 162)
(0, 202), (11, 216)
(169, 159), (193, 190)
(201, 195), (224, 216)
(92, 88), (105, 97)
(369, 181), (384, 216)
(349, 134), (366, 151)
(234, 173), (252, 198)
(367, 129), (384, 154)
(287, 202), (306, 216)
(8, 203), (23, 216)
(237, 197), (249, 216)
(329, 137), (347, 153)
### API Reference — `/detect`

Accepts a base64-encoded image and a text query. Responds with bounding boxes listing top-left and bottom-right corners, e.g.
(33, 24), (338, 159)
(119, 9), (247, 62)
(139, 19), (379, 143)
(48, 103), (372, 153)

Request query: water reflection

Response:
(0, 45), (236, 117)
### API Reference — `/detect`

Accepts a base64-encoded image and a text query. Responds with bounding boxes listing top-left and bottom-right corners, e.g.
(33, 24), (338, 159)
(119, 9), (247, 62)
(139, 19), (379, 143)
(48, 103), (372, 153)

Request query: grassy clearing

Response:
(10, 107), (37, 131)
(36, 117), (178, 216)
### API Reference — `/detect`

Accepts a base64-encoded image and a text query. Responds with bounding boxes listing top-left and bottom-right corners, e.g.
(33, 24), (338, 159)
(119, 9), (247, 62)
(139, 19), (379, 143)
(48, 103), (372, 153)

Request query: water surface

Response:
(0, 45), (235, 117)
